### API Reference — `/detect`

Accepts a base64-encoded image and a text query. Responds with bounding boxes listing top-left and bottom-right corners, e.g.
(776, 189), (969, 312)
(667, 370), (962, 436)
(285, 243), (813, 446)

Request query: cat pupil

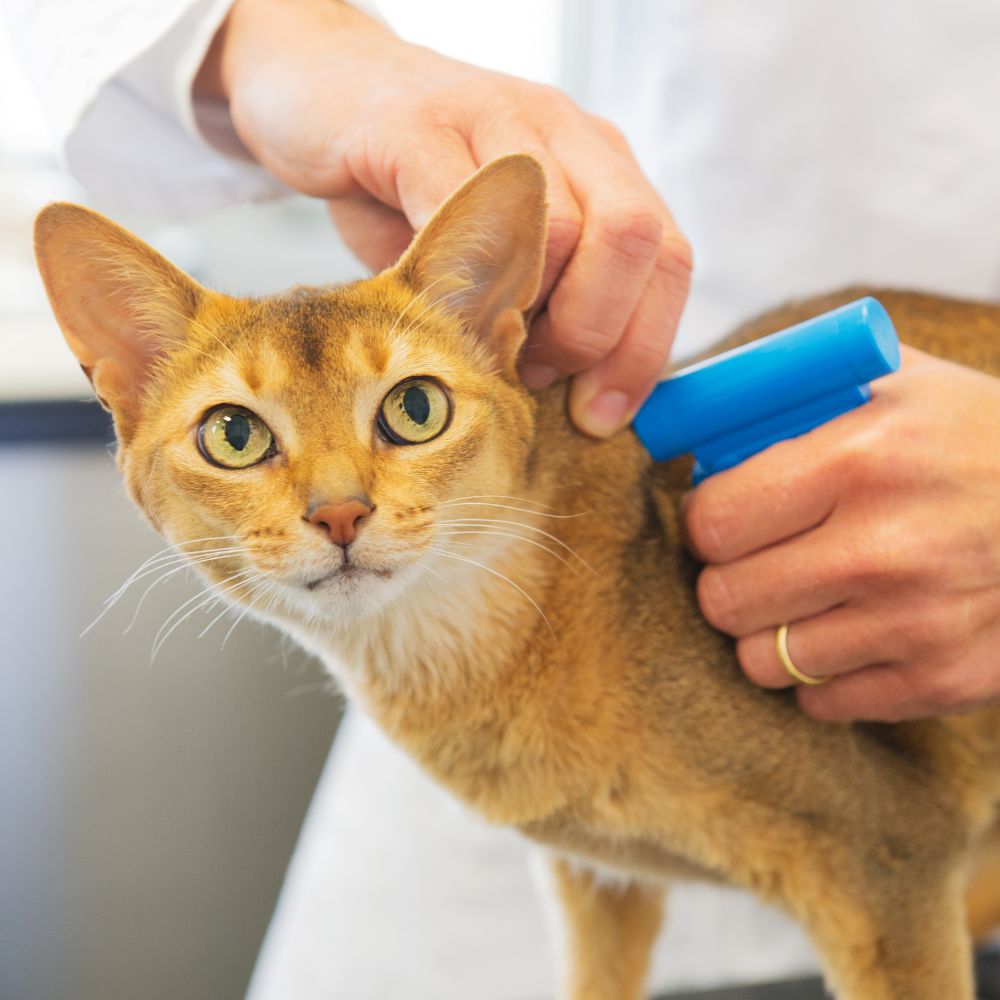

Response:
(224, 413), (251, 451)
(403, 386), (430, 425)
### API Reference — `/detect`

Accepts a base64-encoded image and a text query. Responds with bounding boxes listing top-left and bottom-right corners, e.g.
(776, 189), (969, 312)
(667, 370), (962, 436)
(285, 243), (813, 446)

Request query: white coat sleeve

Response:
(4, 0), (380, 219)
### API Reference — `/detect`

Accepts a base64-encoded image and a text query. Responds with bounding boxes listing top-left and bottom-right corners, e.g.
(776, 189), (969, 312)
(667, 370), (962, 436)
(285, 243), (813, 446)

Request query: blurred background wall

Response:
(0, 3), (567, 998)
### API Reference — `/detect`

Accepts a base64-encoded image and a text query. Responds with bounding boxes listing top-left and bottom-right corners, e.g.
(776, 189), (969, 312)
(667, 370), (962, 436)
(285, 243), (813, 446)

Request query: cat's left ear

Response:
(393, 154), (547, 379)
(34, 203), (203, 435)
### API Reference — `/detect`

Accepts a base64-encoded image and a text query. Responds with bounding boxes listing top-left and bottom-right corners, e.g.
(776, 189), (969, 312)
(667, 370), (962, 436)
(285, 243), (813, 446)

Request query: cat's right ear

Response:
(392, 154), (547, 380)
(34, 203), (202, 432)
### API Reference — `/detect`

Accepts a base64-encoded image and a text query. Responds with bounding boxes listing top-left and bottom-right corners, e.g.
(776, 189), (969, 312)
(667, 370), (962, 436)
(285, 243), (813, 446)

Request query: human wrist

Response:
(195, 0), (391, 102)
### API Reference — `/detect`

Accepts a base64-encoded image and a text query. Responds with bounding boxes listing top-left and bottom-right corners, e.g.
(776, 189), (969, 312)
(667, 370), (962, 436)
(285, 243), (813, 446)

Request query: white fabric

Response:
(579, 0), (1000, 357)
(11, 0), (1000, 996)
(2, 0), (279, 215)
(2, 0), (383, 216)
(247, 708), (819, 1000)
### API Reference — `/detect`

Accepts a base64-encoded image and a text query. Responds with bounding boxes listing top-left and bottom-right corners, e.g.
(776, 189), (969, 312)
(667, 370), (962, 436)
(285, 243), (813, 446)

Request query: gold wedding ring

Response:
(775, 624), (828, 686)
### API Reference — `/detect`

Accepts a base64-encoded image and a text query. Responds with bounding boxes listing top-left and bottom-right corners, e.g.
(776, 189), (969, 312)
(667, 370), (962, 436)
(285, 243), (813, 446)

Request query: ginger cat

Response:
(35, 156), (1000, 1000)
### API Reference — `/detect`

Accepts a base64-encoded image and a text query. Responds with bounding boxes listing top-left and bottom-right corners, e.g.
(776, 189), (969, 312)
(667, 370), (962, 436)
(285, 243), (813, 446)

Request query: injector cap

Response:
(632, 297), (900, 483)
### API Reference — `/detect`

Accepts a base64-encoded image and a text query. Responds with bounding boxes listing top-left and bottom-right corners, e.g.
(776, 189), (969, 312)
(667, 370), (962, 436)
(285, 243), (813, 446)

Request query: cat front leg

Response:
(544, 854), (665, 1000)
(966, 814), (1000, 943)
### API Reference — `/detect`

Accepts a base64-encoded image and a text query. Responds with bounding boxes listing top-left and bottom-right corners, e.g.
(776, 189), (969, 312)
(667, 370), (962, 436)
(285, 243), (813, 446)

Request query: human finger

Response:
(733, 599), (940, 689)
(695, 524), (858, 637)
(566, 230), (690, 436)
(521, 128), (686, 386)
(795, 648), (1000, 723)
(391, 133), (481, 231)
(523, 198), (662, 381)
(737, 610), (867, 689)
(681, 407), (869, 565)
(467, 125), (583, 290)
(326, 197), (417, 272)
(461, 127), (584, 387)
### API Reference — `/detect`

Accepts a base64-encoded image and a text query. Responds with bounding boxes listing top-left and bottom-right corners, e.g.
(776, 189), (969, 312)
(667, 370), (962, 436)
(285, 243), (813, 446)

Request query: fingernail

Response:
(520, 363), (559, 390)
(583, 389), (631, 437)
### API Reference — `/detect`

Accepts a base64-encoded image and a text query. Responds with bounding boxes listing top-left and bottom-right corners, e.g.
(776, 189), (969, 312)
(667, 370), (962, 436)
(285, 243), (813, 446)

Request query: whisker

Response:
(118, 550), (245, 635)
(437, 492), (557, 511)
(199, 574), (280, 644)
(438, 500), (592, 520)
(435, 517), (596, 574)
(106, 539), (235, 592)
(197, 600), (236, 640)
(150, 590), (225, 663)
(427, 545), (556, 638)
(150, 568), (260, 661)
(114, 546), (243, 598)
(221, 579), (274, 649)
(83, 547), (245, 637)
(435, 528), (582, 575)
(101, 535), (240, 607)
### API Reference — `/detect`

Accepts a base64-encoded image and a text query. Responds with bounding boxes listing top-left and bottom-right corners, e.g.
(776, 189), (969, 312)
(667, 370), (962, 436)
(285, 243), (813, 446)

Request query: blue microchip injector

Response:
(631, 296), (901, 483)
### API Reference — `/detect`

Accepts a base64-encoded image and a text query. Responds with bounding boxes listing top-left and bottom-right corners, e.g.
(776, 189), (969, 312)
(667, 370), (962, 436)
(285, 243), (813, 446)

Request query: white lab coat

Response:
(8, 1), (1000, 996)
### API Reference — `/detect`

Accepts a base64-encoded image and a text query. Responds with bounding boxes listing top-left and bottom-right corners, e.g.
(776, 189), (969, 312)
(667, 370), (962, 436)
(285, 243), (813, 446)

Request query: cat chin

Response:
(304, 564), (391, 592)
(280, 559), (426, 630)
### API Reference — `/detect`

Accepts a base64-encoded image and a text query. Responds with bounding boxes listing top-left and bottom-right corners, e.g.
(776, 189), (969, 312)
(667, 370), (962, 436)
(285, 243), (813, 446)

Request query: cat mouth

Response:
(305, 562), (391, 591)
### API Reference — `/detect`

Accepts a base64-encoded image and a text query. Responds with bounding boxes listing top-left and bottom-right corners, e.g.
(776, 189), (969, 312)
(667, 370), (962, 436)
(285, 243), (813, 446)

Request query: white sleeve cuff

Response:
(65, 0), (287, 217)
(7, 0), (385, 218)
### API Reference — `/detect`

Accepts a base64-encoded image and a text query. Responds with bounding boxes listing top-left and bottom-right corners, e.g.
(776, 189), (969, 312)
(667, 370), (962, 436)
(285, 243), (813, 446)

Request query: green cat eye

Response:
(378, 377), (451, 445)
(198, 405), (275, 469)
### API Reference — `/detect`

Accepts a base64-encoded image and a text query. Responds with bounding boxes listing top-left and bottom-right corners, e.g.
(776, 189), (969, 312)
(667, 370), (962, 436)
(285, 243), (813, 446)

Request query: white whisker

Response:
(428, 545), (555, 638)
(150, 568), (260, 662)
(83, 546), (245, 637)
(436, 497), (593, 521)
(221, 579), (274, 649)
(436, 517), (596, 575)
(118, 549), (244, 635)
(102, 536), (240, 606)
(438, 493), (558, 511)
(197, 600), (236, 640)
(435, 527), (582, 574)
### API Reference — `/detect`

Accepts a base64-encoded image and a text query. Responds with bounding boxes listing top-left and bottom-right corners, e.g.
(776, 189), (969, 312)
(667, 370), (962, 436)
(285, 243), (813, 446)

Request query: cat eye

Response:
(198, 405), (276, 469)
(378, 377), (451, 445)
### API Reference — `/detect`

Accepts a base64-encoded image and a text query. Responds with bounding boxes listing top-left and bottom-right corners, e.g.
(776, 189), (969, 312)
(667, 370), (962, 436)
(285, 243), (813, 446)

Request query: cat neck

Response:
(291, 497), (569, 821)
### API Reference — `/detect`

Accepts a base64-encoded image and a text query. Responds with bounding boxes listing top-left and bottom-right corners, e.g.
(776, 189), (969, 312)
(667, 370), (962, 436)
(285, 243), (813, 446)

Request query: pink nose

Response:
(308, 500), (372, 547)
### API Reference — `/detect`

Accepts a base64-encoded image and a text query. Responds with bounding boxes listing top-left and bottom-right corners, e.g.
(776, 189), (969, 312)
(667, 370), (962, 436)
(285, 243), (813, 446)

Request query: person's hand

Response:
(682, 346), (1000, 722)
(195, 0), (691, 437)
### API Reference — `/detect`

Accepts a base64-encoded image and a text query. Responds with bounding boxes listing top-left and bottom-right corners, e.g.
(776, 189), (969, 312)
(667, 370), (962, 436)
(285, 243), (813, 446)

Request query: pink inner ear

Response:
(57, 275), (170, 393)
(88, 356), (138, 412)
(35, 204), (202, 403)
(393, 157), (547, 347)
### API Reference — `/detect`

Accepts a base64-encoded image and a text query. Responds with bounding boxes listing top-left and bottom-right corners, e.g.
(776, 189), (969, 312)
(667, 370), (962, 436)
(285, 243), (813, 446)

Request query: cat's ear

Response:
(34, 203), (202, 430)
(393, 154), (547, 377)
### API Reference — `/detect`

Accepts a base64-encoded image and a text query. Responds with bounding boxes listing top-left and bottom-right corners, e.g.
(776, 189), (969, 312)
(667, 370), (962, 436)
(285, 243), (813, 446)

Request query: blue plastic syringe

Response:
(631, 297), (900, 482)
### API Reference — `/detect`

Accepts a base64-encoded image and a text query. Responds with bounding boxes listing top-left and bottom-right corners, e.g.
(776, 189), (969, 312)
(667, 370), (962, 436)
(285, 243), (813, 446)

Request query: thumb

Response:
(393, 139), (479, 230)
(326, 197), (416, 272)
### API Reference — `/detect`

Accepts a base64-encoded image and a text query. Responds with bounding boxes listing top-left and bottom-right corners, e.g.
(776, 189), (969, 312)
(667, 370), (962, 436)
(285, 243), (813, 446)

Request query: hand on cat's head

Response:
(195, 0), (691, 439)
(33, 155), (558, 630)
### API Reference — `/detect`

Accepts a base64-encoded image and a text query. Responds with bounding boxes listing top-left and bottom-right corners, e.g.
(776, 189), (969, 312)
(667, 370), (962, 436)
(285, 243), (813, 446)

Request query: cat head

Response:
(34, 155), (549, 630)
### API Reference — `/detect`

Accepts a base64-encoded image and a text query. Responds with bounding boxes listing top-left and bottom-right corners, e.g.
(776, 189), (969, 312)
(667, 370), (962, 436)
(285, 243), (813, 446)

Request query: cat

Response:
(34, 154), (1000, 1000)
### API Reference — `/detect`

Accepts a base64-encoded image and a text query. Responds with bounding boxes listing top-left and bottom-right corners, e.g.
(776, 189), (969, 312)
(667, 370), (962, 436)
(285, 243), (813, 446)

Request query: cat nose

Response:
(308, 500), (373, 547)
